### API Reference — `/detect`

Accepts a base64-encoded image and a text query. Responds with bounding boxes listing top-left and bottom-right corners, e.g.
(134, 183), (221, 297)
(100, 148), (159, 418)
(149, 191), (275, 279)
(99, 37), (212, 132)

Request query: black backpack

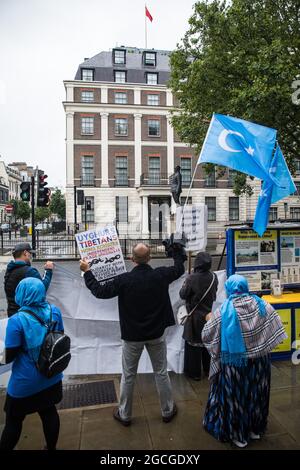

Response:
(22, 307), (71, 378)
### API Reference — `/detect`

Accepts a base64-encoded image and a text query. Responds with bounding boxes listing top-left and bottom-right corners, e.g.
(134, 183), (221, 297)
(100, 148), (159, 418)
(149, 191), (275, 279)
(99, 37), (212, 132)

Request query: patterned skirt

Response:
(203, 355), (271, 443)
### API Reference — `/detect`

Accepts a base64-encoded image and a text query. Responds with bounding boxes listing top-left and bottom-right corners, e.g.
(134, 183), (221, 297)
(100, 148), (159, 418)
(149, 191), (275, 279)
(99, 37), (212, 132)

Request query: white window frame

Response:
(147, 94), (160, 106)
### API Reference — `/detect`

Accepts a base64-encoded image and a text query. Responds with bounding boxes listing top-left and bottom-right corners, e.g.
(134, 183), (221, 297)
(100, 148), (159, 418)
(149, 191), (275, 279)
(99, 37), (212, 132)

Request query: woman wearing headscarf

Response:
(202, 274), (287, 448)
(0, 278), (64, 450)
(179, 252), (218, 380)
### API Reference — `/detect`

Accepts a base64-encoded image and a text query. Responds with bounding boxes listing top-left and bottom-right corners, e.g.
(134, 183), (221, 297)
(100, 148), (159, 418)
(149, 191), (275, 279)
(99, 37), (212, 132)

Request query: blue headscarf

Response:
(15, 278), (51, 362)
(221, 274), (267, 367)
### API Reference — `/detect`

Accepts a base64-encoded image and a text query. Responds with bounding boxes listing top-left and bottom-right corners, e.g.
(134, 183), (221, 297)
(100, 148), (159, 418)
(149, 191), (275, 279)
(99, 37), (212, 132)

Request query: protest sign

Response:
(75, 225), (126, 281)
(176, 204), (207, 251)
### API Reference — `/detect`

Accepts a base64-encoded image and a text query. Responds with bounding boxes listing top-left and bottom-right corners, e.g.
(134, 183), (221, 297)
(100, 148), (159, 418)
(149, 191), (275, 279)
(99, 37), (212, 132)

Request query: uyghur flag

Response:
(198, 113), (277, 181)
(253, 145), (296, 236)
(145, 5), (153, 22)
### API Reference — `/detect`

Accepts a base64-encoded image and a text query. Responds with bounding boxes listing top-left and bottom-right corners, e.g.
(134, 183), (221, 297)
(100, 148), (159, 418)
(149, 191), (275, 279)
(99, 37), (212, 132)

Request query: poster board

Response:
(75, 225), (126, 281)
(176, 203), (207, 252)
(226, 226), (300, 293)
(271, 309), (291, 353)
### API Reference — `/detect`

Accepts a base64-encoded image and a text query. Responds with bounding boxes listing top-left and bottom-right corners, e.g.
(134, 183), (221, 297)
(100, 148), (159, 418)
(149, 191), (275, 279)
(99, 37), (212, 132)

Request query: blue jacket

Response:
(4, 261), (52, 317)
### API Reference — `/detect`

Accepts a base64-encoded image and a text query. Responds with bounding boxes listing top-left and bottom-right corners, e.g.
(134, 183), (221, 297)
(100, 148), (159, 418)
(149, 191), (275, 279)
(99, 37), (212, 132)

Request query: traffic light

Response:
(37, 170), (51, 207)
(86, 199), (92, 210)
(77, 190), (84, 205)
(20, 181), (31, 202)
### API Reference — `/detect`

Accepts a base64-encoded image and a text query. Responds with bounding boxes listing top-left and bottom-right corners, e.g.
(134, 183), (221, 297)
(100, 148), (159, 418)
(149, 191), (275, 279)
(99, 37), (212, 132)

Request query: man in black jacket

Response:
(80, 242), (185, 426)
(4, 242), (53, 317)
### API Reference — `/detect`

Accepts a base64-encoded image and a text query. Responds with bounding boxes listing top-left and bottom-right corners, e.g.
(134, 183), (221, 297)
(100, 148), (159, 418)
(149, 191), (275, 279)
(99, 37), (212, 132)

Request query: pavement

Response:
(0, 258), (299, 450)
(0, 361), (299, 450)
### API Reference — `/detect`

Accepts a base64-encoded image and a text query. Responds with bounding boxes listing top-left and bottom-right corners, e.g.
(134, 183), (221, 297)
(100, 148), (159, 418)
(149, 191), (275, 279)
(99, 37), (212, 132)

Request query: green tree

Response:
(169, 0), (300, 195)
(49, 189), (66, 220)
(16, 201), (31, 225)
(35, 207), (51, 223)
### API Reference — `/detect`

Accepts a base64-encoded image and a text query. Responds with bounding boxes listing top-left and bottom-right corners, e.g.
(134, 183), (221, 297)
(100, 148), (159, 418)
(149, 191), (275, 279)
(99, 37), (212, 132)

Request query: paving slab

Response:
(136, 372), (198, 406)
(144, 399), (226, 450)
(80, 401), (151, 450)
(269, 386), (300, 446)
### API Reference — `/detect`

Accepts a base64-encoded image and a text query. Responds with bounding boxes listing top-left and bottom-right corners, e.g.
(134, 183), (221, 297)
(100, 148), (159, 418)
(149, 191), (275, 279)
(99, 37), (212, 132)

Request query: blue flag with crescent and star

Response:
(198, 113), (296, 236)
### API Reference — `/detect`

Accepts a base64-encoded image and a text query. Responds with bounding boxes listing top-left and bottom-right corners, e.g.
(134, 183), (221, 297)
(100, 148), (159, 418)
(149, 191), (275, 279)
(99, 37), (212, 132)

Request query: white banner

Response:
(0, 267), (227, 378)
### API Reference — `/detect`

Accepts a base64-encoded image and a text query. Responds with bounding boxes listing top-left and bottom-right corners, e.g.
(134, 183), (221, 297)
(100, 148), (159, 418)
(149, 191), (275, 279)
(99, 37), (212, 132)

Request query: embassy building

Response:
(63, 46), (300, 239)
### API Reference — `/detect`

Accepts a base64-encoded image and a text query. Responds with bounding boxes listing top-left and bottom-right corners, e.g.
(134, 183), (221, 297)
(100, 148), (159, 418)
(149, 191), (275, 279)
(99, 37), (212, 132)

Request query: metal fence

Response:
(0, 231), (225, 260)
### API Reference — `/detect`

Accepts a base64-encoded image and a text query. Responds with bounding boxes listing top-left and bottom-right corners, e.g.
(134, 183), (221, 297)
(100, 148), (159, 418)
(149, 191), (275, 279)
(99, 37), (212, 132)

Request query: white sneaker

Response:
(249, 432), (261, 440)
(232, 439), (248, 448)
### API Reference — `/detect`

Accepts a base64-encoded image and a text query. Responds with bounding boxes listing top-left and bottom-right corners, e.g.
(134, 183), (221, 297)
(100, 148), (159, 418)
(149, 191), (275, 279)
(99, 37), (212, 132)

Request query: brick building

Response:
(63, 46), (300, 237)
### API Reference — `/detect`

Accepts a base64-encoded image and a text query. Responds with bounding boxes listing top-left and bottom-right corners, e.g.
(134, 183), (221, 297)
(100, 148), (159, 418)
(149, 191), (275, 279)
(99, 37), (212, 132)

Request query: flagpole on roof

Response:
(145, 4), (147, 48)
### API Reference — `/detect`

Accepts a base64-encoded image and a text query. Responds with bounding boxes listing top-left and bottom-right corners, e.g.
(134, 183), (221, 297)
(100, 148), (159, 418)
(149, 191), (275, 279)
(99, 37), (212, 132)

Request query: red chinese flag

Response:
(145, 6), (153, 22)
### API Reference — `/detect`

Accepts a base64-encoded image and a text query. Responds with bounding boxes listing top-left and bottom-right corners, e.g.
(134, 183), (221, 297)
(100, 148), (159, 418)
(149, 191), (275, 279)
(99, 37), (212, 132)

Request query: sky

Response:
(0, 0), (197, 189)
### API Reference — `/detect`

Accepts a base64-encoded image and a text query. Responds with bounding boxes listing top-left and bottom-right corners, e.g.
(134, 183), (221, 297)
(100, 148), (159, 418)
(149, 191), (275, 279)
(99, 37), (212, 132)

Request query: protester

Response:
(4, 242), (54, 317)
(202, 274), (287, 448)
(179, 252), (218, 380)
(0, 278), (64, 450)
(80, 242), (186, 425)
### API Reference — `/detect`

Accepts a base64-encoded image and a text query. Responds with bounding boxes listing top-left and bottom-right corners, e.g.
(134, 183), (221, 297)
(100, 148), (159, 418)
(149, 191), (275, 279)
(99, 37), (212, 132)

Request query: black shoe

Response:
(162, 404), (178, 423)
(113, 407), (131, 427)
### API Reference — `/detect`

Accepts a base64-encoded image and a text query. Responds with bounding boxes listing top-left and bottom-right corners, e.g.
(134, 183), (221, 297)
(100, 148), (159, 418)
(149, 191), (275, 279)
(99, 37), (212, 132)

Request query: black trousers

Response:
(184, 341), (210, 379)
(0, 405), (60, 450)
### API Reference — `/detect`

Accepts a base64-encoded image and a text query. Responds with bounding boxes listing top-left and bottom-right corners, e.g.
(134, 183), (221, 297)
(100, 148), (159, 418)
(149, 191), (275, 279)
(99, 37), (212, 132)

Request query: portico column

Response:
(142, 196), (149, 237)
(134, 113), (142, 187)
(100, 112), (109, 187)
(167, 113), (174, 177)
(66, 112), (74, 187)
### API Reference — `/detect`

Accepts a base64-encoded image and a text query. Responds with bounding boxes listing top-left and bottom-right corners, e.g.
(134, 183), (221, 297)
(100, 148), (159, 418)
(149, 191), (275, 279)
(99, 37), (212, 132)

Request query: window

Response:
(180, 158), (192, 186)
(229, 197), (239, 221)
(114, 118), (128, 136)
(148, 119), (160, 136)
(82, 196), (94, 222)
(115, 157), (128, 186)
(144, 52), (156, 66)
(205, 197), (216, 221)
(205, 172), (216, 187)
(294, 182), (300, 195)
(113, 49), (126, 65)
(114, 71), (126, 83)
(116, 196), (128, 222)
(81, 156), (94, 186)
(146, 73), (158, 85)
(81, 117), (94, 135)
(148, 157), (160, 184)
(290, 207), (300, 219)
(81, 91), (94, 102)
(114, 92), (127, 104)
(228, 169), (236, 187)
(81, 69), (94, 81)
(180, 196), (192, 206)
(269, 207), (278, 222)
(147, 94), (159, 106)
(296, 160), (300, 174)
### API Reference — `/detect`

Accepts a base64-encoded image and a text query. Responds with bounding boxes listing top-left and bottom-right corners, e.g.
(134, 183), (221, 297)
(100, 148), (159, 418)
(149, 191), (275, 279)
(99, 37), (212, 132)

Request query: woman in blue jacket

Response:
(0, 278), (64, 450)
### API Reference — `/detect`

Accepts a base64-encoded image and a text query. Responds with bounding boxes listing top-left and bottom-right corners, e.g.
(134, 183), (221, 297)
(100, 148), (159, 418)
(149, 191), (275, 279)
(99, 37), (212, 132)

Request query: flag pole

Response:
(145, 4), (147, 48)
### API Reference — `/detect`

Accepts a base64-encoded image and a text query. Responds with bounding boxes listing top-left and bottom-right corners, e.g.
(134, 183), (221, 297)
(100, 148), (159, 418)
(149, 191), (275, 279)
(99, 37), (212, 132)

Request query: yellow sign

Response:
(272, 309), (291, 353)
(280, 230), (300, 237)
(295, 309), (300, 350)
(234, 229), (277, 241)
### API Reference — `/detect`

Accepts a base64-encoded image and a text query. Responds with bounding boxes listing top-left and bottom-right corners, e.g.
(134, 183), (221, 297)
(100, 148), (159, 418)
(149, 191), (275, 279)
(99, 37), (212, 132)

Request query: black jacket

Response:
(84, 254), (185, 341)
(179, 252), (218, 343)
(4, 260), (52, 317)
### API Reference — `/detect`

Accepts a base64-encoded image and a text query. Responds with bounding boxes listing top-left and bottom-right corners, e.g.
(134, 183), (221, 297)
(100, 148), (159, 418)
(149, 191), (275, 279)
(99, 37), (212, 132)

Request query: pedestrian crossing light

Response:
(37, 170), (51, 207)
(20, 181), (31, 202)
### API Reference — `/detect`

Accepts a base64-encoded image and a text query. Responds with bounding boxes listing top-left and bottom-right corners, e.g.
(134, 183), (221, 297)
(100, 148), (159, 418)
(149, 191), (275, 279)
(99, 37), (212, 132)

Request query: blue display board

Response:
(226, 226), (300, 294)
